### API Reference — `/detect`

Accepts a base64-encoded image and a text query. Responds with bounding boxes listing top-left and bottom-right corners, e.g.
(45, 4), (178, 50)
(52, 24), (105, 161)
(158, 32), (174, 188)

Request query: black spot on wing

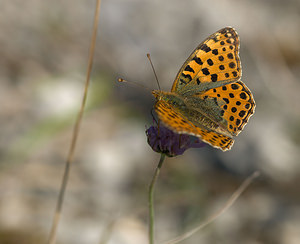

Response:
(193, 56), (203, 65)
(223, 98), (229, 104)
(179, 79), (187, 85)
(181, 73), (192, 81)
(240, 92), (247, 100)
(201, 68), (210, 75)
(226, 39), (232, 44)
(184, 65), (195, 73)
(200, 44), (211, 53)
(239, 110), (246, 117)
(212, 49), (218, 55)
(211, 74), (218, 82)
(231, 84), (239, 90)
(207, 59), (214, 66)
(212, 36), (218, 42)
(229, 62), (236, 68)
(227, 53), (234, 59)
(231, 107), (237, 113)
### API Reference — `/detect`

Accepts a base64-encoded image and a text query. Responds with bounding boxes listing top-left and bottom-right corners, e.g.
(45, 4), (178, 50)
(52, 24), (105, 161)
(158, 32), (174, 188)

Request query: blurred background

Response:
(0, 0), (300, 243)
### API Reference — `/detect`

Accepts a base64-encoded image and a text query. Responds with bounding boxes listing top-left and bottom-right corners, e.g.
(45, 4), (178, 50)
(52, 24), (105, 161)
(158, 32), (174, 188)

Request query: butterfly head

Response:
(151, 90), (164, 100)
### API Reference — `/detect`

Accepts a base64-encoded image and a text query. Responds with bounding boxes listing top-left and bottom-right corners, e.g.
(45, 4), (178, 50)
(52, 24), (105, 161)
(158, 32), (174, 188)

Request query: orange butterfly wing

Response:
(193, 81), (255, 136)
(172, 27), (241, 94)
(152, 27), (255, 151)
(154, 100), (234, 151)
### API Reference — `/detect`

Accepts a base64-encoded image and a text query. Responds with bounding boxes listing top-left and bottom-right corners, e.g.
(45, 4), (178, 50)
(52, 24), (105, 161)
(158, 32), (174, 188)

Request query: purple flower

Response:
(146, 124), (205, 157)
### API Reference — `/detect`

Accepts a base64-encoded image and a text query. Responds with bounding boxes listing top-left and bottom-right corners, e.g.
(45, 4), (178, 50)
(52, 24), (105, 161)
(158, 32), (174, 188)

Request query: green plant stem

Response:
(148, 153), (166, 244)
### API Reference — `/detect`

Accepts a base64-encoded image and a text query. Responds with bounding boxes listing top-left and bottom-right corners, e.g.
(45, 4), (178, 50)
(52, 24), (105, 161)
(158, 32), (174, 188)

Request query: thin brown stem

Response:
(47, 1), (102, 243)
(162, 171), (260, 244)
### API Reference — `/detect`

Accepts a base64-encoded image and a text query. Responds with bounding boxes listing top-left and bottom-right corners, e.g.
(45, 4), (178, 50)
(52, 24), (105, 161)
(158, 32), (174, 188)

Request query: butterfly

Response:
(152, 27), (255, 151)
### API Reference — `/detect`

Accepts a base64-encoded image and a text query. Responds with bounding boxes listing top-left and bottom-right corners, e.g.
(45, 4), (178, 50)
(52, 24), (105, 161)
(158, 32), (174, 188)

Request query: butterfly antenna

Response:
(147, 53), (161, 91)
(118, 78), (151, 91)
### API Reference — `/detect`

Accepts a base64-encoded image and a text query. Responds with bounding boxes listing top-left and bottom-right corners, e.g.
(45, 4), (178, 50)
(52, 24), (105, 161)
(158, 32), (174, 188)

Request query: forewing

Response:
(171, 27), (241, 93)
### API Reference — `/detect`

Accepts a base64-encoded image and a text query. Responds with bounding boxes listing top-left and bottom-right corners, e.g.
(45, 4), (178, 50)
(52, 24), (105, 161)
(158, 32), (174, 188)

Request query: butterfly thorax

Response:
(152, 90), (186, 107)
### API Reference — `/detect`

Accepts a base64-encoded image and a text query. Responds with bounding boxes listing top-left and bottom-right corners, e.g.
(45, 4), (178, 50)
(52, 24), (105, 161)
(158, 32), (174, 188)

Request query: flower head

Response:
(146, 124), (205, 157)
